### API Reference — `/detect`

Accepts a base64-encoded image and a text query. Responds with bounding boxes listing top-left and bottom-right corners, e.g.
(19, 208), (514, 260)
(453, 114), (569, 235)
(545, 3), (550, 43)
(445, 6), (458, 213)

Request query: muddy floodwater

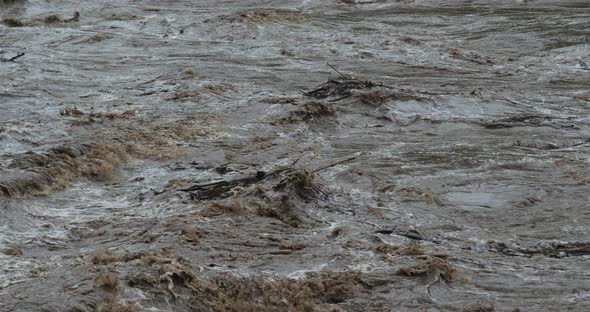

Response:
(1, 0), (589, 311)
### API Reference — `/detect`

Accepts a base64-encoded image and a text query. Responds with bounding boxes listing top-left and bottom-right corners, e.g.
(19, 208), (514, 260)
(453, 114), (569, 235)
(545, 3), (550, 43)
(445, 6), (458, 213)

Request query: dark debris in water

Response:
(304, 78), (391, 101)
(178, 169), (268, 200)
(487, 240), (590, 258)
(450, 48), (495, 65)
(0, 52), (24, 62)
(2, 11), (79, 27)
(216, 9), (307, 24)
(176, 164), (333, 228)
(1, 0), (589, 311)
(375, 228), (425, 241)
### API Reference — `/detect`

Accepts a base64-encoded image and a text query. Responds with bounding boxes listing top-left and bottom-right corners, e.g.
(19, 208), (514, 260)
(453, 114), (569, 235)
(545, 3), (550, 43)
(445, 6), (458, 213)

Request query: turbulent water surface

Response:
(1, 0), (589, 311)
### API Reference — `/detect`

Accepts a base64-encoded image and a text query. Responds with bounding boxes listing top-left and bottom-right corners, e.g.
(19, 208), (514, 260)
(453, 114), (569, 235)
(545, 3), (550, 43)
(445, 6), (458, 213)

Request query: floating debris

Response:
(96, 301), (140, 312)
(0, 52), (24, 62)
(218, 9), (306, 24)
(2, 11), (79, 27)
(450, 47), (495, 65)
(0, 143), (130, 197)
(487, 240), (590, 258)
(94, 271), (119, 291)
(60, 109), (136, 119)
(276, 101), (337, 123)
(397, 255), (457, 282)
(304, 78), (389, 101)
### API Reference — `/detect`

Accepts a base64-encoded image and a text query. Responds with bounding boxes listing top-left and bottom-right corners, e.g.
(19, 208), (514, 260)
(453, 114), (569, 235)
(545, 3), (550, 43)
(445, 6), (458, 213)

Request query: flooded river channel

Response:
(1, 0), (589, 311)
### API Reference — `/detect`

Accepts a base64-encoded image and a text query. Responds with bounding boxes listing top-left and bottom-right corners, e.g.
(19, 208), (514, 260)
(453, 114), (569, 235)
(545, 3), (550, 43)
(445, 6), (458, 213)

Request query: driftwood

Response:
(304, 79), (388, 101)
(313, 156), (356, 173)
(488, 241), (590, 258)
(0, 52), (24, 62)
(303, 64), (392, 101)
(179, 157), (356, 200)
(178, 170), (273, 200)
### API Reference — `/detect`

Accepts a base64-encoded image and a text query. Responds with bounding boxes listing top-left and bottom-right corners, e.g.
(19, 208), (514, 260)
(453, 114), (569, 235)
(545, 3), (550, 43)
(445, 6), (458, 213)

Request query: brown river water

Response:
(1, 0), (589, 311)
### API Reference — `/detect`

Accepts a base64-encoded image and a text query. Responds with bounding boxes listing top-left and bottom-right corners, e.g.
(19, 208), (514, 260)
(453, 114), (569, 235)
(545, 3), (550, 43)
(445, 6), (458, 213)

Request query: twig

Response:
(329, 94), (353, 102)
(178, 168), (285, 193)
(313, 156), (356, 173)
(265, 250), (293, 255)
(327, 63), (352, 79)
(0, 52), (25, 62)
(136, 73), (164, 86)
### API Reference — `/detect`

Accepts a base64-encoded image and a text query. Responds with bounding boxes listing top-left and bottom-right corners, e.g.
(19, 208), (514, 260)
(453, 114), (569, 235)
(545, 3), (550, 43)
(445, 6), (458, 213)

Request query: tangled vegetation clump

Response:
(200, 271), (368, 311)
(92, 247), (368, 311)
(397, 255), (457, 282)
(0, 143), (131, 198)
(357, 90), (419, 106)
(2, 11), (79, 27)
(96, 301), (140, 312)
(277, 102), (337, 123)
(374, 240), (426, 256)
(273, 168), (325, 200)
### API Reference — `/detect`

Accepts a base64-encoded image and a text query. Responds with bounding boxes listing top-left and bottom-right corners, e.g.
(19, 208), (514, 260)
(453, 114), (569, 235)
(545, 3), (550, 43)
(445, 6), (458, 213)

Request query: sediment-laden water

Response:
(1, 0), (589, 311)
